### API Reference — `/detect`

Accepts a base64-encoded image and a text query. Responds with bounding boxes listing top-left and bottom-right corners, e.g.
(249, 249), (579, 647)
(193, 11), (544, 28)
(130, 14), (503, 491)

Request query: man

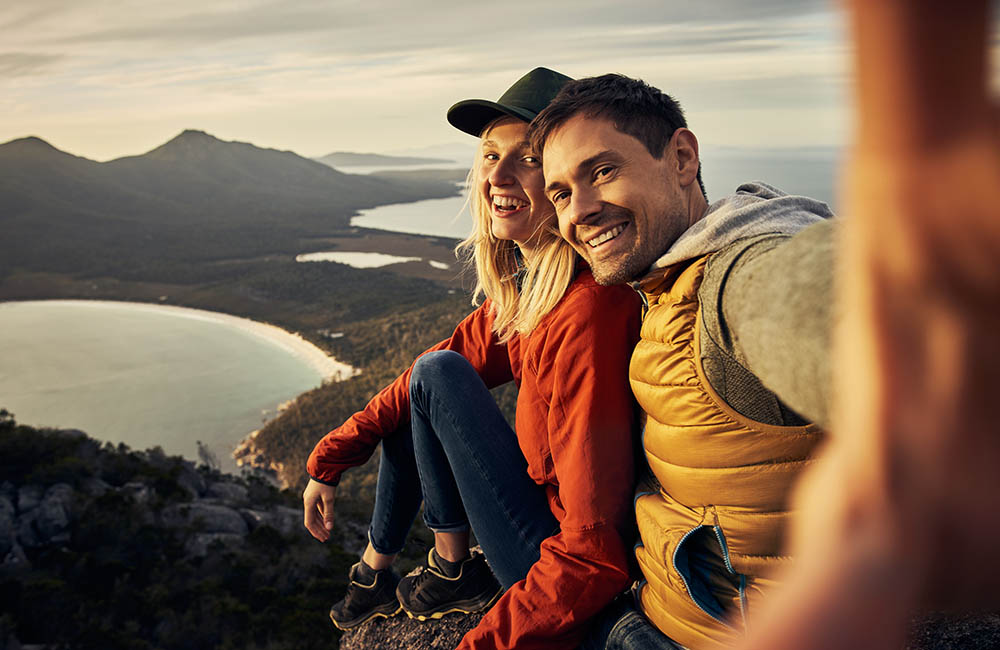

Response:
(528, 77), (836, 648)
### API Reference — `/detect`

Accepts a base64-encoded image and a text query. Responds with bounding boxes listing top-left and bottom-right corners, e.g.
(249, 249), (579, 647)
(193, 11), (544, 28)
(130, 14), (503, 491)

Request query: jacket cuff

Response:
(308, 473), (340, 487)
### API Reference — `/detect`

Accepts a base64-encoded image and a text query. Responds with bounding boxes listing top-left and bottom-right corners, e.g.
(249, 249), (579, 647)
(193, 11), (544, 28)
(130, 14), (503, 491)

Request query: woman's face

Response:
(477, 117), (553, 249)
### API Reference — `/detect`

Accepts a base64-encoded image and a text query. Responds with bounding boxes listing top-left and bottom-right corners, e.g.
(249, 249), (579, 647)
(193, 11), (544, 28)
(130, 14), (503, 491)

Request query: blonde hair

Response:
(456, 121), (578, 343)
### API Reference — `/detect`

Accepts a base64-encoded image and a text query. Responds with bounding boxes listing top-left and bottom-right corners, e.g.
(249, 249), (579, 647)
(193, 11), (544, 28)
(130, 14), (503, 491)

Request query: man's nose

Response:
(566, 186), (602, 225)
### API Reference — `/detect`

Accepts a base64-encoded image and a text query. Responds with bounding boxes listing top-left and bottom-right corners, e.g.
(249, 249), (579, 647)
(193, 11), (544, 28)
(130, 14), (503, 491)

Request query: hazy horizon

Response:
(4, 0), (859, 162)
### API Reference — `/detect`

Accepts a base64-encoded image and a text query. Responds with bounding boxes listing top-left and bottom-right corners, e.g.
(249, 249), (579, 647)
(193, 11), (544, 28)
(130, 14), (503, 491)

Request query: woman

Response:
(302, 68), (642, 650)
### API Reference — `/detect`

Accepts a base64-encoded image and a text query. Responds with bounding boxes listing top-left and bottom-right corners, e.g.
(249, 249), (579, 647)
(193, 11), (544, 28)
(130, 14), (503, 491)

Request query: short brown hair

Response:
(528, 73), (706, 199)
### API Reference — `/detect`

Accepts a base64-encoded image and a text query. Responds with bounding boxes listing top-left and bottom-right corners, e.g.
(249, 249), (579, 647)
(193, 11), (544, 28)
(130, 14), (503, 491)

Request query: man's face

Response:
(542, 114), (694, 285)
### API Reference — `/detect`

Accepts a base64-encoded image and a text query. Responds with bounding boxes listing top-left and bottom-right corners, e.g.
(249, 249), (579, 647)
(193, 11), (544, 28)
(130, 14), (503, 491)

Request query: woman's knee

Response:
(411, 350), (474, 390)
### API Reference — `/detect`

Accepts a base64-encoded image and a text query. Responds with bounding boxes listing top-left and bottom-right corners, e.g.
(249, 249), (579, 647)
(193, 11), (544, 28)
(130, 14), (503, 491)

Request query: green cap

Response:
(447, 67), (573, 137)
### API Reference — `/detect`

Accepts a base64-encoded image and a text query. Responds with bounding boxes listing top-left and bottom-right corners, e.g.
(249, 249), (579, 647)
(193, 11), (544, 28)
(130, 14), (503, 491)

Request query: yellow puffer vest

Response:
(630, 256), (823, 650)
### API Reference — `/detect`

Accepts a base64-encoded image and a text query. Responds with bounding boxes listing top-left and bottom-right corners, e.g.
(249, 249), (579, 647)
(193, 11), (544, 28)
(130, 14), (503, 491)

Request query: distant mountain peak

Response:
(1, 135), (59, 151)
(175, 129), (214, 140)
(163, 129), (222, 146)
(0, 135), (93, 163)
(142, 129), (234, 161)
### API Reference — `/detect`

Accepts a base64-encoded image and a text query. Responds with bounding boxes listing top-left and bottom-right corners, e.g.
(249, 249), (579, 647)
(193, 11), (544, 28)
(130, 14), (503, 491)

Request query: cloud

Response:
(0, 0), (858, 160)
(0, 52), (64, 77)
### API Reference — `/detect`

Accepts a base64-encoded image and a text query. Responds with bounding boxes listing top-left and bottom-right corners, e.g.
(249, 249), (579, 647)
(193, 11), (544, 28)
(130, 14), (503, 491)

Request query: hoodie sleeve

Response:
(699, 218), (836, 429)
(307, 301), (515, 485)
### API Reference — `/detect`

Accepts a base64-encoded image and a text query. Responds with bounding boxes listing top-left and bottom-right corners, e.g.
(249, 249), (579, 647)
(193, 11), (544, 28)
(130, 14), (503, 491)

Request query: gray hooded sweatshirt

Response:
(639, 181), (836, 429)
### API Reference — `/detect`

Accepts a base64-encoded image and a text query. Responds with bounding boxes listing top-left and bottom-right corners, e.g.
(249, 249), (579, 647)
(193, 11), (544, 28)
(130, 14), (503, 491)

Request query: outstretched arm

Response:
(741, 1), (1000, 648)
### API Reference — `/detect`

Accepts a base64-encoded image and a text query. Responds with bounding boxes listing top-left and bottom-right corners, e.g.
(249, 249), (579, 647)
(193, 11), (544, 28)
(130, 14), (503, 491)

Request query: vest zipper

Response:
(672, 525), (730, 625)
(713, 513), (750, 630)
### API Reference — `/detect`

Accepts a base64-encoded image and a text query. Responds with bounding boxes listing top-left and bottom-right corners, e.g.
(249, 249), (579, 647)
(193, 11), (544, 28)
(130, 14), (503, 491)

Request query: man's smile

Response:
(586, 224), (627, 248)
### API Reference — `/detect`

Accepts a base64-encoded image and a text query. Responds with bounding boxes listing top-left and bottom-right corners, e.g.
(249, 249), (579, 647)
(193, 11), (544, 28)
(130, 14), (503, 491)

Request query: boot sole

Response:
(399, 587), (503, 621)
(330, 601), (402, 631)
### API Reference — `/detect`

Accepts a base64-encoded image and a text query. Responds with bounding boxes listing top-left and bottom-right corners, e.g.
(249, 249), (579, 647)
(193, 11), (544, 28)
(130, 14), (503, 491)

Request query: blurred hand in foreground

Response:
(740, 1), (1000, 648)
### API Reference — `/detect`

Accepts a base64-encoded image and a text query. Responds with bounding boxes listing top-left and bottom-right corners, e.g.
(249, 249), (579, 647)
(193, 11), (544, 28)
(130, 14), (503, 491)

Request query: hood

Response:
(645, 181), (834, 274)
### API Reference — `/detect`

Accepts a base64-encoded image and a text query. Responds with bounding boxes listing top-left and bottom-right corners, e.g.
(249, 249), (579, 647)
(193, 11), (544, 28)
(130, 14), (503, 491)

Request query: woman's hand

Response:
(303, 478), (337, 542)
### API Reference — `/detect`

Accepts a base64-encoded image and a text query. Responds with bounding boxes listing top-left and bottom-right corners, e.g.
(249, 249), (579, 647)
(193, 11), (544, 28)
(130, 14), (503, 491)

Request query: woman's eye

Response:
(523, 155), (540, 164)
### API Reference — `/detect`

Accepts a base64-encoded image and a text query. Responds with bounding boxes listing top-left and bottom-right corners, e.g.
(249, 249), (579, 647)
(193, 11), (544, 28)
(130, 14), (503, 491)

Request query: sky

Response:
(1, 1), (996, 163)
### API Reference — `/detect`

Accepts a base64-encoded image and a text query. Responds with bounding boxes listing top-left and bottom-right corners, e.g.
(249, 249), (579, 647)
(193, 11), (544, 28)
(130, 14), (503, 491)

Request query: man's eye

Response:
(483, 152), (499, 161)
(523, 155), (540, 165)
(552, 190), (570, 203)
(596, 165), (614, 178)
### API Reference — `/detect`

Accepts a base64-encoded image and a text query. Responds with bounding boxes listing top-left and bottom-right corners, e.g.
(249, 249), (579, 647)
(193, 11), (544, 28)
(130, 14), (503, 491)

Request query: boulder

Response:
(206, 482), (248, 503)
(268, 506), (301, 535)
(16, 485), (42, 513)
(161, 503), (249, 536)
(34, 484), (73, 543)
(120, 482), (153, 505)
(185, 533), (246, 558)
(176, 465), (206, 499)
(0, 497), (14, 556)
(15, 513), (40, 549)
(80, 477), (111, 497)
(1, 542), (30, 571)
(239, 506), (301, 535)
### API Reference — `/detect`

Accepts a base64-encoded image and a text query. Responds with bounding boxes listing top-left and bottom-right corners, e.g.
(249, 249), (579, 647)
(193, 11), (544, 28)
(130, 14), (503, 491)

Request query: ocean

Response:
(0, 300), (352, 473)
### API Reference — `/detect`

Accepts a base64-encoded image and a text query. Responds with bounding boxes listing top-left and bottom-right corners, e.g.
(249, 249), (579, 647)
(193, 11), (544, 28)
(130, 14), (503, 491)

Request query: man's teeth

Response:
(587, 224), (625, 248)
(493, 196), (528, 210)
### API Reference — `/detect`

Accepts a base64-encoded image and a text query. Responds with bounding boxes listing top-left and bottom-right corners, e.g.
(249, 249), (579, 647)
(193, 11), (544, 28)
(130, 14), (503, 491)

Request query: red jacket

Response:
(307, 269), (641, 650)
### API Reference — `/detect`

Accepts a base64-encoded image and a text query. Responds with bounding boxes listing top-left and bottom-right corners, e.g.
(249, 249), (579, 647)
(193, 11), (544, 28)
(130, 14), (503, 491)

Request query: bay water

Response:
(0, 300), (350, 473)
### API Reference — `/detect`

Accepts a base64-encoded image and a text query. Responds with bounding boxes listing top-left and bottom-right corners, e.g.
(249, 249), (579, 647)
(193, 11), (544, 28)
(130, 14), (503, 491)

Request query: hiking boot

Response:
(396, 549), (503, 621)
(329, 562), (402, 630)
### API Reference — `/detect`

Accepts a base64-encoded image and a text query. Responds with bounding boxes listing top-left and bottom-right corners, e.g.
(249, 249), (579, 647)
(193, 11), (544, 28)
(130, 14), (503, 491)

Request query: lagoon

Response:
(0, 300), (354, 473)
(351, 192), (473, 240)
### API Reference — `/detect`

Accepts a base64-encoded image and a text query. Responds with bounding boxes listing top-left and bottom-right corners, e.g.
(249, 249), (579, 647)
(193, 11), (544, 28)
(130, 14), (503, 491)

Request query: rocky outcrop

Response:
(162, 502), (250, 535)
(0, 471), (305, 568)
(339, 609), (484, 650)
(233, 430), (284, 483)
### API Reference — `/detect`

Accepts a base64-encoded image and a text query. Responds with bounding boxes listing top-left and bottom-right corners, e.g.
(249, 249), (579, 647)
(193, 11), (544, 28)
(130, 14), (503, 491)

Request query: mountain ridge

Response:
(0, 129), (462, 277)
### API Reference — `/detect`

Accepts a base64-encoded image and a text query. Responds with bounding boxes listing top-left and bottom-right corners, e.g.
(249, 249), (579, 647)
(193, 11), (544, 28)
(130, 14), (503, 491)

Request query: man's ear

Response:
(670, 128), (700, 188)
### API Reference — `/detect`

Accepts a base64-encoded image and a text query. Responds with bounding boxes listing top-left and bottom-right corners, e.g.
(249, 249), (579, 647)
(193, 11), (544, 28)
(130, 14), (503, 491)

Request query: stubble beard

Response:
(587, 249), (648, 285)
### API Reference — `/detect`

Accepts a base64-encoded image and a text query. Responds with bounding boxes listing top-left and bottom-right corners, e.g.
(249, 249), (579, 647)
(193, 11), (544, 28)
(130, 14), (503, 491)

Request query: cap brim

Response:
(446, 100), (537, 137)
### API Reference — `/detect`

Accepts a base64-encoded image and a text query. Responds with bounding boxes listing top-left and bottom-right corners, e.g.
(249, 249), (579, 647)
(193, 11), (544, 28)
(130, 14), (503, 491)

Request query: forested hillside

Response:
(0, 411), (352, 649)
(246, 294), (518, 499)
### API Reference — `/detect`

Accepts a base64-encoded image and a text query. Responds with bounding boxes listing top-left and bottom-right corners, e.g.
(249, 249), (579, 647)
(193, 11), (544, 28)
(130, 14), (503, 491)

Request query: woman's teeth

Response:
(588, 224), (625, 247)
(493, 196), (528, 212)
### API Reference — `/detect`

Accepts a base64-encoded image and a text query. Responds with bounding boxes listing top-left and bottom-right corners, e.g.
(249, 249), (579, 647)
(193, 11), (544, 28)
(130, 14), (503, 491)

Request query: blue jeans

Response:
(580, 593), (686, 650)
(368, 350), (558, 588)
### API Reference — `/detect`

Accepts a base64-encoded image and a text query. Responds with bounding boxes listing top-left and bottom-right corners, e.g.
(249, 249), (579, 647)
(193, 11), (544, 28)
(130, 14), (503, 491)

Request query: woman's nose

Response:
(489, 156), (516, 187)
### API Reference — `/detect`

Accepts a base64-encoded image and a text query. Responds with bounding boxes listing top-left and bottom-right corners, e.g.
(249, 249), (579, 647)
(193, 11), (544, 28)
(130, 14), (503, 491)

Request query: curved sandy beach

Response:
(4, 299), (358, 381)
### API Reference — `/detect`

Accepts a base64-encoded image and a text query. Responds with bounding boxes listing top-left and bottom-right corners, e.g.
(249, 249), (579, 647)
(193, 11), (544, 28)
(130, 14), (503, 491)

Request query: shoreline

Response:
(1, 298), (359, 382)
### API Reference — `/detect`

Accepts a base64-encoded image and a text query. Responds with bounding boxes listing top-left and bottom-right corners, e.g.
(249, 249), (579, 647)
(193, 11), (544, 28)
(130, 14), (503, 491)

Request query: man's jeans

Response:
(367, 350), (558, 588)
(581, 593), (686, 650)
